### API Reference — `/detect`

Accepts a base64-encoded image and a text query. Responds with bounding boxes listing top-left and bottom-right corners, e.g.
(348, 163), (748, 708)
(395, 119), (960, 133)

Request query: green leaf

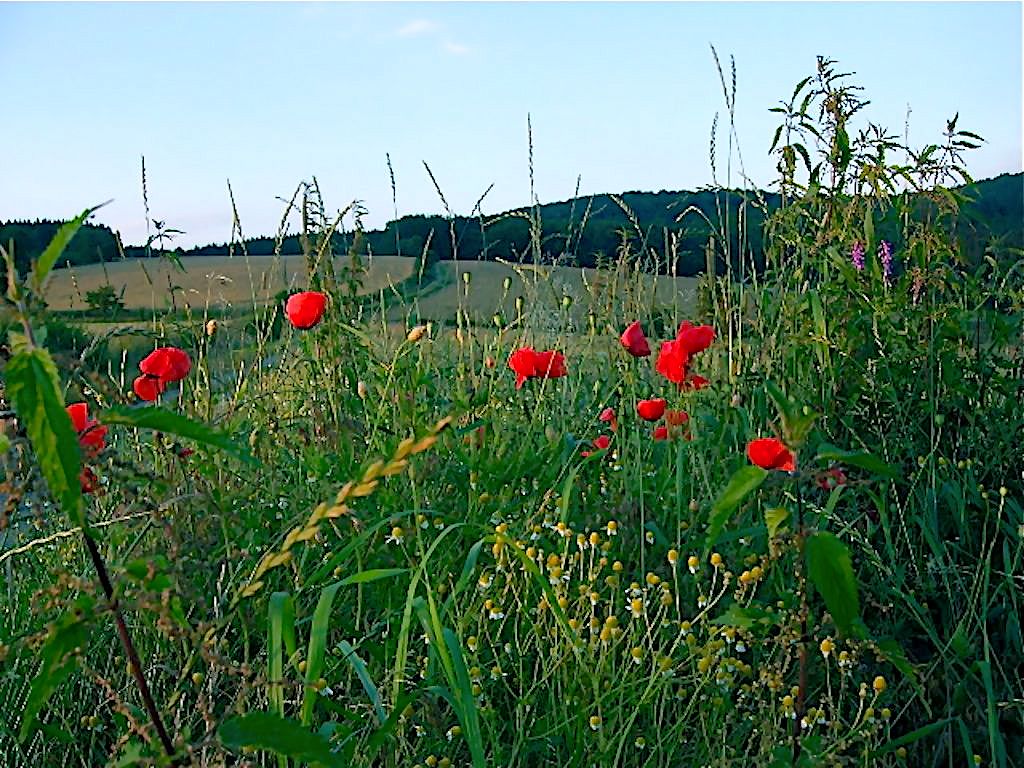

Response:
(268, 592), (295, 726)
(99, 405), (255, 465)
(764, 507), (790, 539)
(219, 711), (346, 768)
(706, 465), (767, 550)
(710, 603), (779, 630)
(335, 568), (407, 587)
(869, 717), (953, 758)
(31, 205), (105, 293)
(335, 640), (386, 726)
(805, 532), (862, 638)
(0, 432), (10, 453)
(19, 596), (93, 741)
(5, 349), (84, 527)
(816, 443), (898, 479)
(875, 637), (925, 701)
(301, 581), (344, 726)
(443, 628), (487, 768)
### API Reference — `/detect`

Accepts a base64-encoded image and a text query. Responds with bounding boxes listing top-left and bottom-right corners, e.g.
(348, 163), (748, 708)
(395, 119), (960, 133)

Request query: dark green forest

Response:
(3, 173), (1020, 279)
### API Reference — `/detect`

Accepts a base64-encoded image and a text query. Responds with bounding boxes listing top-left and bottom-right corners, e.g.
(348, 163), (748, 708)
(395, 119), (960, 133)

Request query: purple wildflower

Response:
(851, 241), (865, 271)
(878, 240), (893, 279)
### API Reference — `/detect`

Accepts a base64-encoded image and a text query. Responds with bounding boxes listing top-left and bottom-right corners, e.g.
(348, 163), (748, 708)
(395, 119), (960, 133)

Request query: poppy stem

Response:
(82, 532), (179, 762)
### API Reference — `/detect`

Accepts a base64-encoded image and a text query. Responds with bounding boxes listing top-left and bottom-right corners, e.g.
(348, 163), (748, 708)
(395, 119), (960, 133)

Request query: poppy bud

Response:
(502, 276), (512, 292)
(492, 314), (503, 328)
(561, 295), (572, 309)
(515, 296), (524, 315)
(206, 319), (218, 337)
(462, 271), (472, 285)
(357, 381), (369, 399)
(407, 325), (427, 343)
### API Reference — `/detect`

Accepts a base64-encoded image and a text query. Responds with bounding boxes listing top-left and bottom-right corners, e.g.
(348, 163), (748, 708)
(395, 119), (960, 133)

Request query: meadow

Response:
(1, 60), (1022, 768)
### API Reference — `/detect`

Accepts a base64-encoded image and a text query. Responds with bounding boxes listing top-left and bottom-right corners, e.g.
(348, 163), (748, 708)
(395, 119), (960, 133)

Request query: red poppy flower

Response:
(285, 291), (328, 330)
(620, 321), (651, 357)
(133, 374), (166, 402)
(139, 347), (191, 383)
(599, 407), (618, 432)
(747, 438), (796, 472)
(665, 410), (689, 427)
(509, 347), (538, 389)
(682, 374), (710, 391)
(581, 434), (612, 457)
(66, 402), (107, 458)
(653, 425), (669, 441)
(509, 347), (568, 388)
(533, 350), (567, 379)
(655, 339), (689, 384)
(675, 322), (716, 355)
(79, 466), (100, 494)
(637, 398), (667, 422)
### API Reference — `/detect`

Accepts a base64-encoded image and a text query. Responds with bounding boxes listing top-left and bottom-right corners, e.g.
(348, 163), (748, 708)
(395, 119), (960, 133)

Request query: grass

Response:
(1, 57), (1022, 768)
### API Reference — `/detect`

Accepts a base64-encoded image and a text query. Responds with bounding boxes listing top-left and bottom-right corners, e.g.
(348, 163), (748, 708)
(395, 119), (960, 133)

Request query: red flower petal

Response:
(533, 350), (567, 379)
(139, 347), (191, 383)
(133, 374), (165, 402)
(599, 407), (616, 423)
(285, 291), (328, 330)
(619, 321), (651, 357)
(653, 425), (669, 441)
(682, 374), (710, 391)
(66, 402), (89, 432)
(508, 347), (537, 389)
(636, 398), (667, 422)
(655, 340), (689, 384)
(746, 438), (796, 472)
(593, 435), (611, 450)
(675, 322), (716, 355)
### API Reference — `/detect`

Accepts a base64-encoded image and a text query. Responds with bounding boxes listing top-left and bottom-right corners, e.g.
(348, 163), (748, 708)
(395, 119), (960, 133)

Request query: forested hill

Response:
(3, 173), (1021, 277)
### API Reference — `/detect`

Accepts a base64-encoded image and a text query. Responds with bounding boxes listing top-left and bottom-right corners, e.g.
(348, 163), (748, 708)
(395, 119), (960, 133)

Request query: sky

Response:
(1, 1), (1021, 249)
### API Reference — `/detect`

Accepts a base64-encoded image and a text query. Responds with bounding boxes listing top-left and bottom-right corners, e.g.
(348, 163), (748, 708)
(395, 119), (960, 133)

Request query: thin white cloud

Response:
(443, 40), (470, 56)
(396, 19), (438, 38)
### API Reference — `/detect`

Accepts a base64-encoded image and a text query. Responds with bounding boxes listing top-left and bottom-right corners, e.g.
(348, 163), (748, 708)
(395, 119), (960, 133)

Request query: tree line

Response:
(3, 173), (1020, 278)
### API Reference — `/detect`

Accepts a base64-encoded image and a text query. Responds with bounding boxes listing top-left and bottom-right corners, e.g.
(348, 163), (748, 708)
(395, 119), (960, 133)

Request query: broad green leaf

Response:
(706, 465), (767, 550)
(219, 711), (346, 767)
(443, 628), (486, 768)
(805, 532), (862, 638)
(765, 380), (798, 426)
(764, 507), (790, 538)
(99, 405), (255, 465)
(335, 640), (386, 726)
(268, 592), (295, 726)
(5, 349), (83, 527)
(31, 205), (104, 293)
(816, 443), (898, 479)
(301, 582), (344, 726)
(20, 596), (93, 741)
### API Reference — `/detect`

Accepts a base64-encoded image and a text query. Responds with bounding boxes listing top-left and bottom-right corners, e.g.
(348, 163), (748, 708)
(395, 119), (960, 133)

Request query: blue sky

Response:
(2, 2), (1021, 248)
